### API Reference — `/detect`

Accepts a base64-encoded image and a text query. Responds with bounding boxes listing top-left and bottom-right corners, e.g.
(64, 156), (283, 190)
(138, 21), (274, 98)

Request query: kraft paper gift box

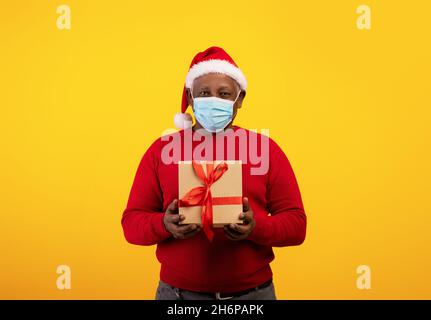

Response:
(178, 160), (243, 228)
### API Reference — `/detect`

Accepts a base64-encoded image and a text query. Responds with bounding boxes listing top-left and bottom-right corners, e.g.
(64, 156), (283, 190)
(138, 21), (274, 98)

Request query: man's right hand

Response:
(163, 199), (201, 239)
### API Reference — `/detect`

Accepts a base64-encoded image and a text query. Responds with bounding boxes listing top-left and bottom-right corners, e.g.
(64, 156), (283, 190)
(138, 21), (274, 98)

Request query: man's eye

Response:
(220, 92), (231, 97)
(199, 91), (210, 96)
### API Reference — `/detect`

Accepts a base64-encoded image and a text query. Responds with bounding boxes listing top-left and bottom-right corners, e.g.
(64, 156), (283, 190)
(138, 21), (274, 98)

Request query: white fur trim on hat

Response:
(185, 59), (247, 90)
(174, 112), (193, 129)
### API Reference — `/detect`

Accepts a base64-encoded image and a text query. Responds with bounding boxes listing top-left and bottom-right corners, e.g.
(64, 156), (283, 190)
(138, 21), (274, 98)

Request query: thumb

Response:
(243, 197), (250, 212)
(166, 199), (179, 214)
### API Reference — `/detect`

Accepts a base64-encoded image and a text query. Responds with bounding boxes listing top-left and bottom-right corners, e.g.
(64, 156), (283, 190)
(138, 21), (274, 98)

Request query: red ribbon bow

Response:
(179, 161), (241, 242)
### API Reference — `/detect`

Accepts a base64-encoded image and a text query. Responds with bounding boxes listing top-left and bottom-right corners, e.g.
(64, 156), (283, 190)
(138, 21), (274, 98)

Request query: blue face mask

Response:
(192, 89), (241, 133)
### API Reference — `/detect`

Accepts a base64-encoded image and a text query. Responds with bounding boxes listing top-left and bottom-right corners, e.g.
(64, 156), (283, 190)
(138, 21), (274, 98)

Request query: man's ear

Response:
(236, 90), (246, 109)
(186, 88), (193, 107)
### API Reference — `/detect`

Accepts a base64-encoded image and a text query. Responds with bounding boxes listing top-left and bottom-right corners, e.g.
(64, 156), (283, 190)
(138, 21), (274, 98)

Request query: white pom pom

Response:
(174, 113), (193, 129)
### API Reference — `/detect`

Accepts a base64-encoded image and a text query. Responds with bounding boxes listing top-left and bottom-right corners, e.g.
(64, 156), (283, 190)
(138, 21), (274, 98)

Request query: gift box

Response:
(178, 160), (243, 241)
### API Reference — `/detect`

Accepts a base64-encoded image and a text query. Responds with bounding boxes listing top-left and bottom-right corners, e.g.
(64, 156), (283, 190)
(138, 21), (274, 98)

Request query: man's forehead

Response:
(193, 73), (239, 88)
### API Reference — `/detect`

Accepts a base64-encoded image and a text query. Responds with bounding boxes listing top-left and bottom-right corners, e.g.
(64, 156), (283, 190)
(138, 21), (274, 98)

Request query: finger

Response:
(168, 214), (183, 224)
(182, 224), (201, 234)
(181, 227), (201, 239)
(166, 199), (179, 215)
(239, 210), (253, 223)
(223, 226), (238, 238)
(243, 197), (250, 212)
(227, 224), (246, 235)
(175, 225), (201, 239)
(224, 231), (238, 240)
(174, 214), (190, 226)
(228, 223), (251, 234)
(174, 223), (200, 235)
(223, 226), (243, 240)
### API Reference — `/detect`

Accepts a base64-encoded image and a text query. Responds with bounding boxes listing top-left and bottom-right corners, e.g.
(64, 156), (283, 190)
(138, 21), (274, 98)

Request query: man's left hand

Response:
(224, 197), (255, 240)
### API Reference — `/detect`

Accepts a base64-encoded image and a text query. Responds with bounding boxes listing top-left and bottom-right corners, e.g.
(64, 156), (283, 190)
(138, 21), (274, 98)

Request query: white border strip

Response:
(185, 59), (247, 90)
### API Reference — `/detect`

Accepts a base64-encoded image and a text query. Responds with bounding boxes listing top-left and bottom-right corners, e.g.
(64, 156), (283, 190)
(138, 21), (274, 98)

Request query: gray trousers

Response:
(155, 279), (277, 300)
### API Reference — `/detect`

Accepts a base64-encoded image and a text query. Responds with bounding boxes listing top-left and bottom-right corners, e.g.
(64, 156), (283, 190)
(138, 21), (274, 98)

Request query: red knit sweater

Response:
(121, 126), (307, 293)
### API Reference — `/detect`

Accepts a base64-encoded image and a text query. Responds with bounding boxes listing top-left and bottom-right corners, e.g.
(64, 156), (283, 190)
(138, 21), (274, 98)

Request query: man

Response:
(121, 46), (307, 300)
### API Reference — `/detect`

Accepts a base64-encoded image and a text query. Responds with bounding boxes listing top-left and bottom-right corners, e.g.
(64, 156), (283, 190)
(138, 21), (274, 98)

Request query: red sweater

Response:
(121, 126), (307, 293)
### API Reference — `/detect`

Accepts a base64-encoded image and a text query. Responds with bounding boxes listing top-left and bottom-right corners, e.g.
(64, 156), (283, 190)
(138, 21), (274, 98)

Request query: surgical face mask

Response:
(191, 89), (241, 133)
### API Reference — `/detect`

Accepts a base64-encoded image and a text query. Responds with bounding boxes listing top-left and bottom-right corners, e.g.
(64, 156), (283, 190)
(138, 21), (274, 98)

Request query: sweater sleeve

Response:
(247, 140), (307, 247)
(121, 139), (172, 246)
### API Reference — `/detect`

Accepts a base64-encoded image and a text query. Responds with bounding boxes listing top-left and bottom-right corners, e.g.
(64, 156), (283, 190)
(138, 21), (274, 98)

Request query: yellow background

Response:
(1, 0), (430, 299)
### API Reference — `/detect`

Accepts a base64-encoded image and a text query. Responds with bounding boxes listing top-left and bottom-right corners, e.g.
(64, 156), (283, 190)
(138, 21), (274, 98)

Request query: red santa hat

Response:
(174, 46), (248, 129)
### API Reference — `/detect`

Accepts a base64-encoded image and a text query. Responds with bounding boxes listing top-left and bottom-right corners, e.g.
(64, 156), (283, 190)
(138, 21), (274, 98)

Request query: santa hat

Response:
(174, 46), (247, 129)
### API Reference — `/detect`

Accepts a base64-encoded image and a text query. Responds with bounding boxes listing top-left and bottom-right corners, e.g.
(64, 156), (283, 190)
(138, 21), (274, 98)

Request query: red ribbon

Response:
(179, 161), (242, 242)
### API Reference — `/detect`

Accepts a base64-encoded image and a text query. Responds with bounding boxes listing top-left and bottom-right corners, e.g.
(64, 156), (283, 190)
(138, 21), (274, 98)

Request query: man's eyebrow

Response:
(218, 85), (232, 90)
(196, 86), (210, 91)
